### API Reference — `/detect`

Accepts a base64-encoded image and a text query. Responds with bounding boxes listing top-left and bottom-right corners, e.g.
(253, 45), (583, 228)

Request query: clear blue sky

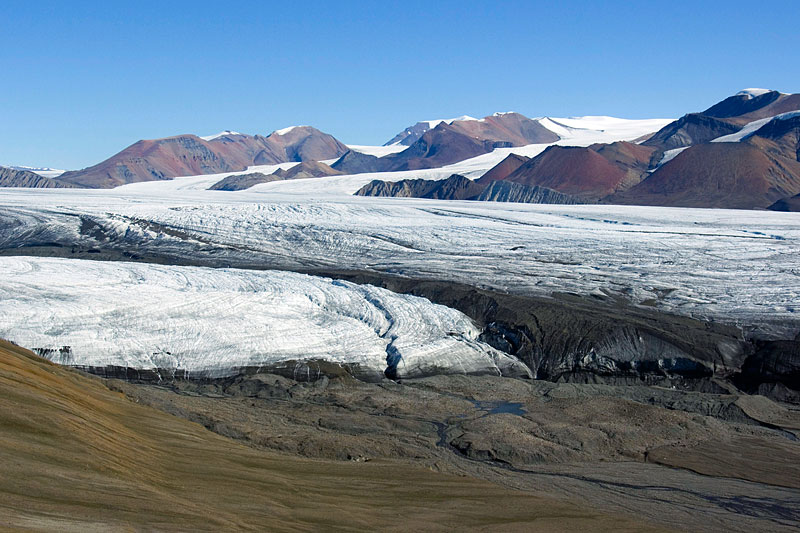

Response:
(2, 0), (799, 169)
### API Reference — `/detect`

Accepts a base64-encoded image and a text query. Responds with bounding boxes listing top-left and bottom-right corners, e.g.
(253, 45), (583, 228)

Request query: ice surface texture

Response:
(1, 189), (798, 338)
(0, 256), (524, 378)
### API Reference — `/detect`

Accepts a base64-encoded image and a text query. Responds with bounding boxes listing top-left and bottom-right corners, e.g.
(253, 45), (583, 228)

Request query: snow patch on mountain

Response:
(651, 147), (690, 170)
(712, 110), (800, 143)
(200, 130), (243, 141)
(272, 125), (309, 136)
(346, 144), (407, 157)
(735, 88), (773, 99)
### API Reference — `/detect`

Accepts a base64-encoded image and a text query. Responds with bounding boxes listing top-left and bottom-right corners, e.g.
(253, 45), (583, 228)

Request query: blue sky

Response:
(2, 0), (799, 169)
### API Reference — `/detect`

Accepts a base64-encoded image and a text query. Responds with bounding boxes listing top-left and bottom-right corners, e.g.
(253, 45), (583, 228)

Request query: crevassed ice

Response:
(0, 256), (519, 378)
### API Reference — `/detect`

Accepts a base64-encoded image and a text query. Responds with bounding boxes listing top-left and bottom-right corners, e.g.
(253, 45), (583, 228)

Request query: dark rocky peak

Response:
(643, 113), (740, 151)
(331, 150), (383, 174)
(703, 90), (782, 118)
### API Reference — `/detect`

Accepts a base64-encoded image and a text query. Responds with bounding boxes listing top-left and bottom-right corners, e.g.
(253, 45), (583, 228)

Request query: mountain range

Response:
(3, 88), (800, 210)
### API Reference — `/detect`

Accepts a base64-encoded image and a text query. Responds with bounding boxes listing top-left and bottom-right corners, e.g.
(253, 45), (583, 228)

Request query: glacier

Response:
(1, 187), (798, 339)
(0, 256), (527, 379)
(1, 111), (798, 376)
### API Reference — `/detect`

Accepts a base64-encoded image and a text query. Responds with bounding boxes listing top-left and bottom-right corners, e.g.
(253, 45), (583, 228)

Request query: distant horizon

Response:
(4, 89), (793, 172)
(2, 0), (798, 169)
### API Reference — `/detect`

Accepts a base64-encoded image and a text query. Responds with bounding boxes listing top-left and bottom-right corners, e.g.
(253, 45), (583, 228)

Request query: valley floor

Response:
(1, 181), (799, 531)
(0, 339), (662, 532)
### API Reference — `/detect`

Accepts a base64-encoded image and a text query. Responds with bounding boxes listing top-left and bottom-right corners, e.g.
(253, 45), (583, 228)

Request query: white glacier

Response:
(0, 256), (524, 379)
(0, 187), (798, 338)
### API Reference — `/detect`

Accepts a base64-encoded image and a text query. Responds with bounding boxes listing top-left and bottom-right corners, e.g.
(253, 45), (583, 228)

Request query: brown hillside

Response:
(612, 142), (800, 209)
(503, 145), (629, 200)
(0, 338), (657, 531)
(476, 153), (531, 184)
(58, 127), (348, 188)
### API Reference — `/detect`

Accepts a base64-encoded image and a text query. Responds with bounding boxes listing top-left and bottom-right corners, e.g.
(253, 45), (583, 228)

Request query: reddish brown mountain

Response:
(612, 116), (800, 209)
(448, 112), (559, 146)
(385, 112), (559, 146)
(380, 122), (503, 171)
(501, 146), (631, 200)
(591, 141), (658, 189)
(644, 90), (800, 155)
(263, 126), (349, 162)
(476, 153), (531, 185)
(345, 116), (555, 175)
(58, 127), (348, 188)
(335, 123), (500, 173)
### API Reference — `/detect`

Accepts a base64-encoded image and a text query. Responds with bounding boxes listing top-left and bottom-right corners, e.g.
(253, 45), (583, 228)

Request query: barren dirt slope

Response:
(0, 339), (662, 532)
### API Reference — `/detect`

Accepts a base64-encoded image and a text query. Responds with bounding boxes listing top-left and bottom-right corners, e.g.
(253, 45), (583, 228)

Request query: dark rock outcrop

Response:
(278, 160), (343, 180)
(0, 167), (74, 188)
(769, 193), (800, 211)
(475, 180), (582, 204)
(354, 174), (484, 200)
(331, 150), (383, 174)
(208, 172), (281, 191)
(735, 338), (800, 403)
(703, 90), (783, 120)
(210, 161), (343, 191)
(643, 113), (741, 152)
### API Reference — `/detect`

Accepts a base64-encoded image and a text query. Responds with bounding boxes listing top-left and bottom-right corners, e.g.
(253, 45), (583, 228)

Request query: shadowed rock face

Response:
(703, 90), (783, 120)
(0, 167), (73, 188)
(354, 173), (580, 205)
(57, 127), (348, 188)
(331, 149), (383, 174)
(208, 172), (282, 191)
(769, 193), (800, 211)
(355, 174), (484, 200)
(643, 113), (741, 151)
(475, 180), (581, 204)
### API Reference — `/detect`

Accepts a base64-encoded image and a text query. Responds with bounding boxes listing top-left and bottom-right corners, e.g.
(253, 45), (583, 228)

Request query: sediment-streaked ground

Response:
(0, 339), (663, 532)
(104, 361), (800, 532)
